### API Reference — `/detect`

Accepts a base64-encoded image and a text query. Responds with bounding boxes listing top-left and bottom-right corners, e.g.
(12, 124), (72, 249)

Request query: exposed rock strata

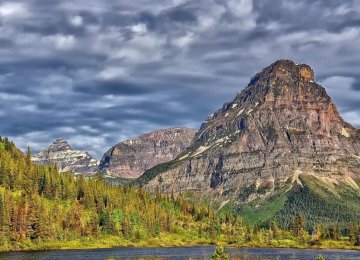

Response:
(140, 60), (360, 204)
(32, 138), (99, 175)
(99, 128), (197, 179)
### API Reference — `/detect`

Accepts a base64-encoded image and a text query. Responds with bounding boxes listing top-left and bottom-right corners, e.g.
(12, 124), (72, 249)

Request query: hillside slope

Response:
(0, 136), (223, 250)
(98, 128), (196, 179)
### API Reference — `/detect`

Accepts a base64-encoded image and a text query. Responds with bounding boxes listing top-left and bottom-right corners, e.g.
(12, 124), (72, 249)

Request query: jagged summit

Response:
(47, 138), (72, 152)
(53, 138), (69, 144)
(32, 139), (99, 175)
(234, 60), (321, 106)
(251, 59), (314, 83)
(140, 60), (360, 207)
(236, 60), (318, 106)
(194, 59), (339, 145)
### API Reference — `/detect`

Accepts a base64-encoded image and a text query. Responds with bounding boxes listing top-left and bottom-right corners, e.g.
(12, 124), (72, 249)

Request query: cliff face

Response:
(140, 60), (360, 204)
(98, 127), (197, 179)
(32, 138), (99, 175)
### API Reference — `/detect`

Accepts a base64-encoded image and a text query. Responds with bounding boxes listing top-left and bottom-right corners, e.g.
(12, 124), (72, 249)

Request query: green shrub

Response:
(211, 246), (229, 260)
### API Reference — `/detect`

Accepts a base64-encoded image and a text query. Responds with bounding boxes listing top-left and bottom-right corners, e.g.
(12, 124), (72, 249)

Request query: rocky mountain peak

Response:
(249, 60), (314, 84)
(48, 138), (72, 152)
(140, 60), (360, 206)
(263, 59), (314, 82)
(194, 59), (338, 145)
(32, 139), (99, 175)
(240, 60), (321, 105)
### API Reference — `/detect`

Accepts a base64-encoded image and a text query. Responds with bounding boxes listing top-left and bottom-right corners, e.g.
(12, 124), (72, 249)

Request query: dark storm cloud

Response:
(165, 8), (198, 23)
(74, 80), (153, 96)
(0, 38), (13, 48)
(1, 0), (360, 158)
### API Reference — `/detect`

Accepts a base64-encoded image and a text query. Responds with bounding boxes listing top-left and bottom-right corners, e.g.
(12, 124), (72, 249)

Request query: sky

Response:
(0, 0), (360, 159)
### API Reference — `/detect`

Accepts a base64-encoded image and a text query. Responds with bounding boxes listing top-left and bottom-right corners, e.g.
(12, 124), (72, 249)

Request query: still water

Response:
(0, 246), (359, 260)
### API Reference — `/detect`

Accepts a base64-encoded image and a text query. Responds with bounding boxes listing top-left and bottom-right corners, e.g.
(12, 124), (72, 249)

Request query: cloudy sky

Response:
(0, 0), (360, 158)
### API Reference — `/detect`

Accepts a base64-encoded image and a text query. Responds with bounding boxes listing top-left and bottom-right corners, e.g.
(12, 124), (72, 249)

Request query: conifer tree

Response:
(354, 226), (360, 246)
(290, 213), (305, 237)
(311, 224), (321, 245)
(270, 220), (279, 239)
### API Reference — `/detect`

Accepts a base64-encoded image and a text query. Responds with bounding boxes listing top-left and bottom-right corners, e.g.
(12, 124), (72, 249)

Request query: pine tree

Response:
(310, 224), (321, 245)
(165, 213), (172, 232)
(330, 224), (341, 240)
(270, 220), (279, 239)
(198, 223), (203, 238)
(25, 147), (31, 169)
(354, 226), (360, 246)
(349, 223), (357, 241)
(99, 210), (114, 235)
(290, 213), (305, 237)
(121, 214), (132, 239)
(0, 191), (10, 245)
(245, 227), (252, 242)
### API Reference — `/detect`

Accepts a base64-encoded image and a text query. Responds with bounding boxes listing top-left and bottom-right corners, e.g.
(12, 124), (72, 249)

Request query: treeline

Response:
(0, 136), (225, 250)
(275, 183), (360, 228)
(0, 136), (359, 251)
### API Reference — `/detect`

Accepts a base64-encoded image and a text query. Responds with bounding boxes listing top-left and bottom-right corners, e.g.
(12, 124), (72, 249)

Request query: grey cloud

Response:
(74, 80), (153, 96)
(0, 38), (13, 48)
(0, 0), (360, 158)
(165, 8), (198, 23)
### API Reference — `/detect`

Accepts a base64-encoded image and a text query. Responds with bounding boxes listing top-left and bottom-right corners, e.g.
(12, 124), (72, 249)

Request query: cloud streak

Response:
(0, 0), (360, 158)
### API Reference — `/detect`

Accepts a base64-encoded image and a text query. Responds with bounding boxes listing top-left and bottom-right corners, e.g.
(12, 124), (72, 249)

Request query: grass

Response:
(1, 233), (359, 252)
(0, 233), (211, 252)
(239, 193), (287, 224)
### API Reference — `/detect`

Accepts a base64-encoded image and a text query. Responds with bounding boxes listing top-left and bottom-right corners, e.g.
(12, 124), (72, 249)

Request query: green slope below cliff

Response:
(237, 175), (360, 228)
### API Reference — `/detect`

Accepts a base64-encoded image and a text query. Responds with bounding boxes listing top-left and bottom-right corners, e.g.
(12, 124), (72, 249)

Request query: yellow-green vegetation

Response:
(1, 136), (360, 252)
(316, 255), (325, 260)
(238, 194), (287, 224)
(0, 136), (221, 251)
(211, 245), (229, 259)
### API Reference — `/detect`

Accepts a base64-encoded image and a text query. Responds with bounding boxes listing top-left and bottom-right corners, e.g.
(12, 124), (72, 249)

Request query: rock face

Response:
(98, 128), (197, 179)
(32, 138), (99, 175)
(140, 60), (360, 204)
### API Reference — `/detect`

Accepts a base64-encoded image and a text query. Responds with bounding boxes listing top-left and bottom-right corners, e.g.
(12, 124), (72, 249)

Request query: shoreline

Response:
(0, 237), (359, 253)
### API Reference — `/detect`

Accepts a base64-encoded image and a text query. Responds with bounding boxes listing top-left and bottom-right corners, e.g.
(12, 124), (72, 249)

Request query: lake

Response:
(0, 246), (359, 260)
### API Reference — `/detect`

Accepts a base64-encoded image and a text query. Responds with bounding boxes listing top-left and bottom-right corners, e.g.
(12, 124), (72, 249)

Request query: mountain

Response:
(137, 60), (360, 226)
(32, 138), (99, 175)
(98, 127), (197, 179)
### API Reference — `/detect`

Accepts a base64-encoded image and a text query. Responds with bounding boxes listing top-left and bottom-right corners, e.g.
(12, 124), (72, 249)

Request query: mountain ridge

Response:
(98, 127), (197, 179)
(137, 60), (360, 217)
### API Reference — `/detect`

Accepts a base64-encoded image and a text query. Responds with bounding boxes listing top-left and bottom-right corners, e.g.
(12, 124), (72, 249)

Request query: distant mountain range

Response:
(98, 127), (197, 179)
(31, 59), (360, 226)
(32, 128), (196, 179)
